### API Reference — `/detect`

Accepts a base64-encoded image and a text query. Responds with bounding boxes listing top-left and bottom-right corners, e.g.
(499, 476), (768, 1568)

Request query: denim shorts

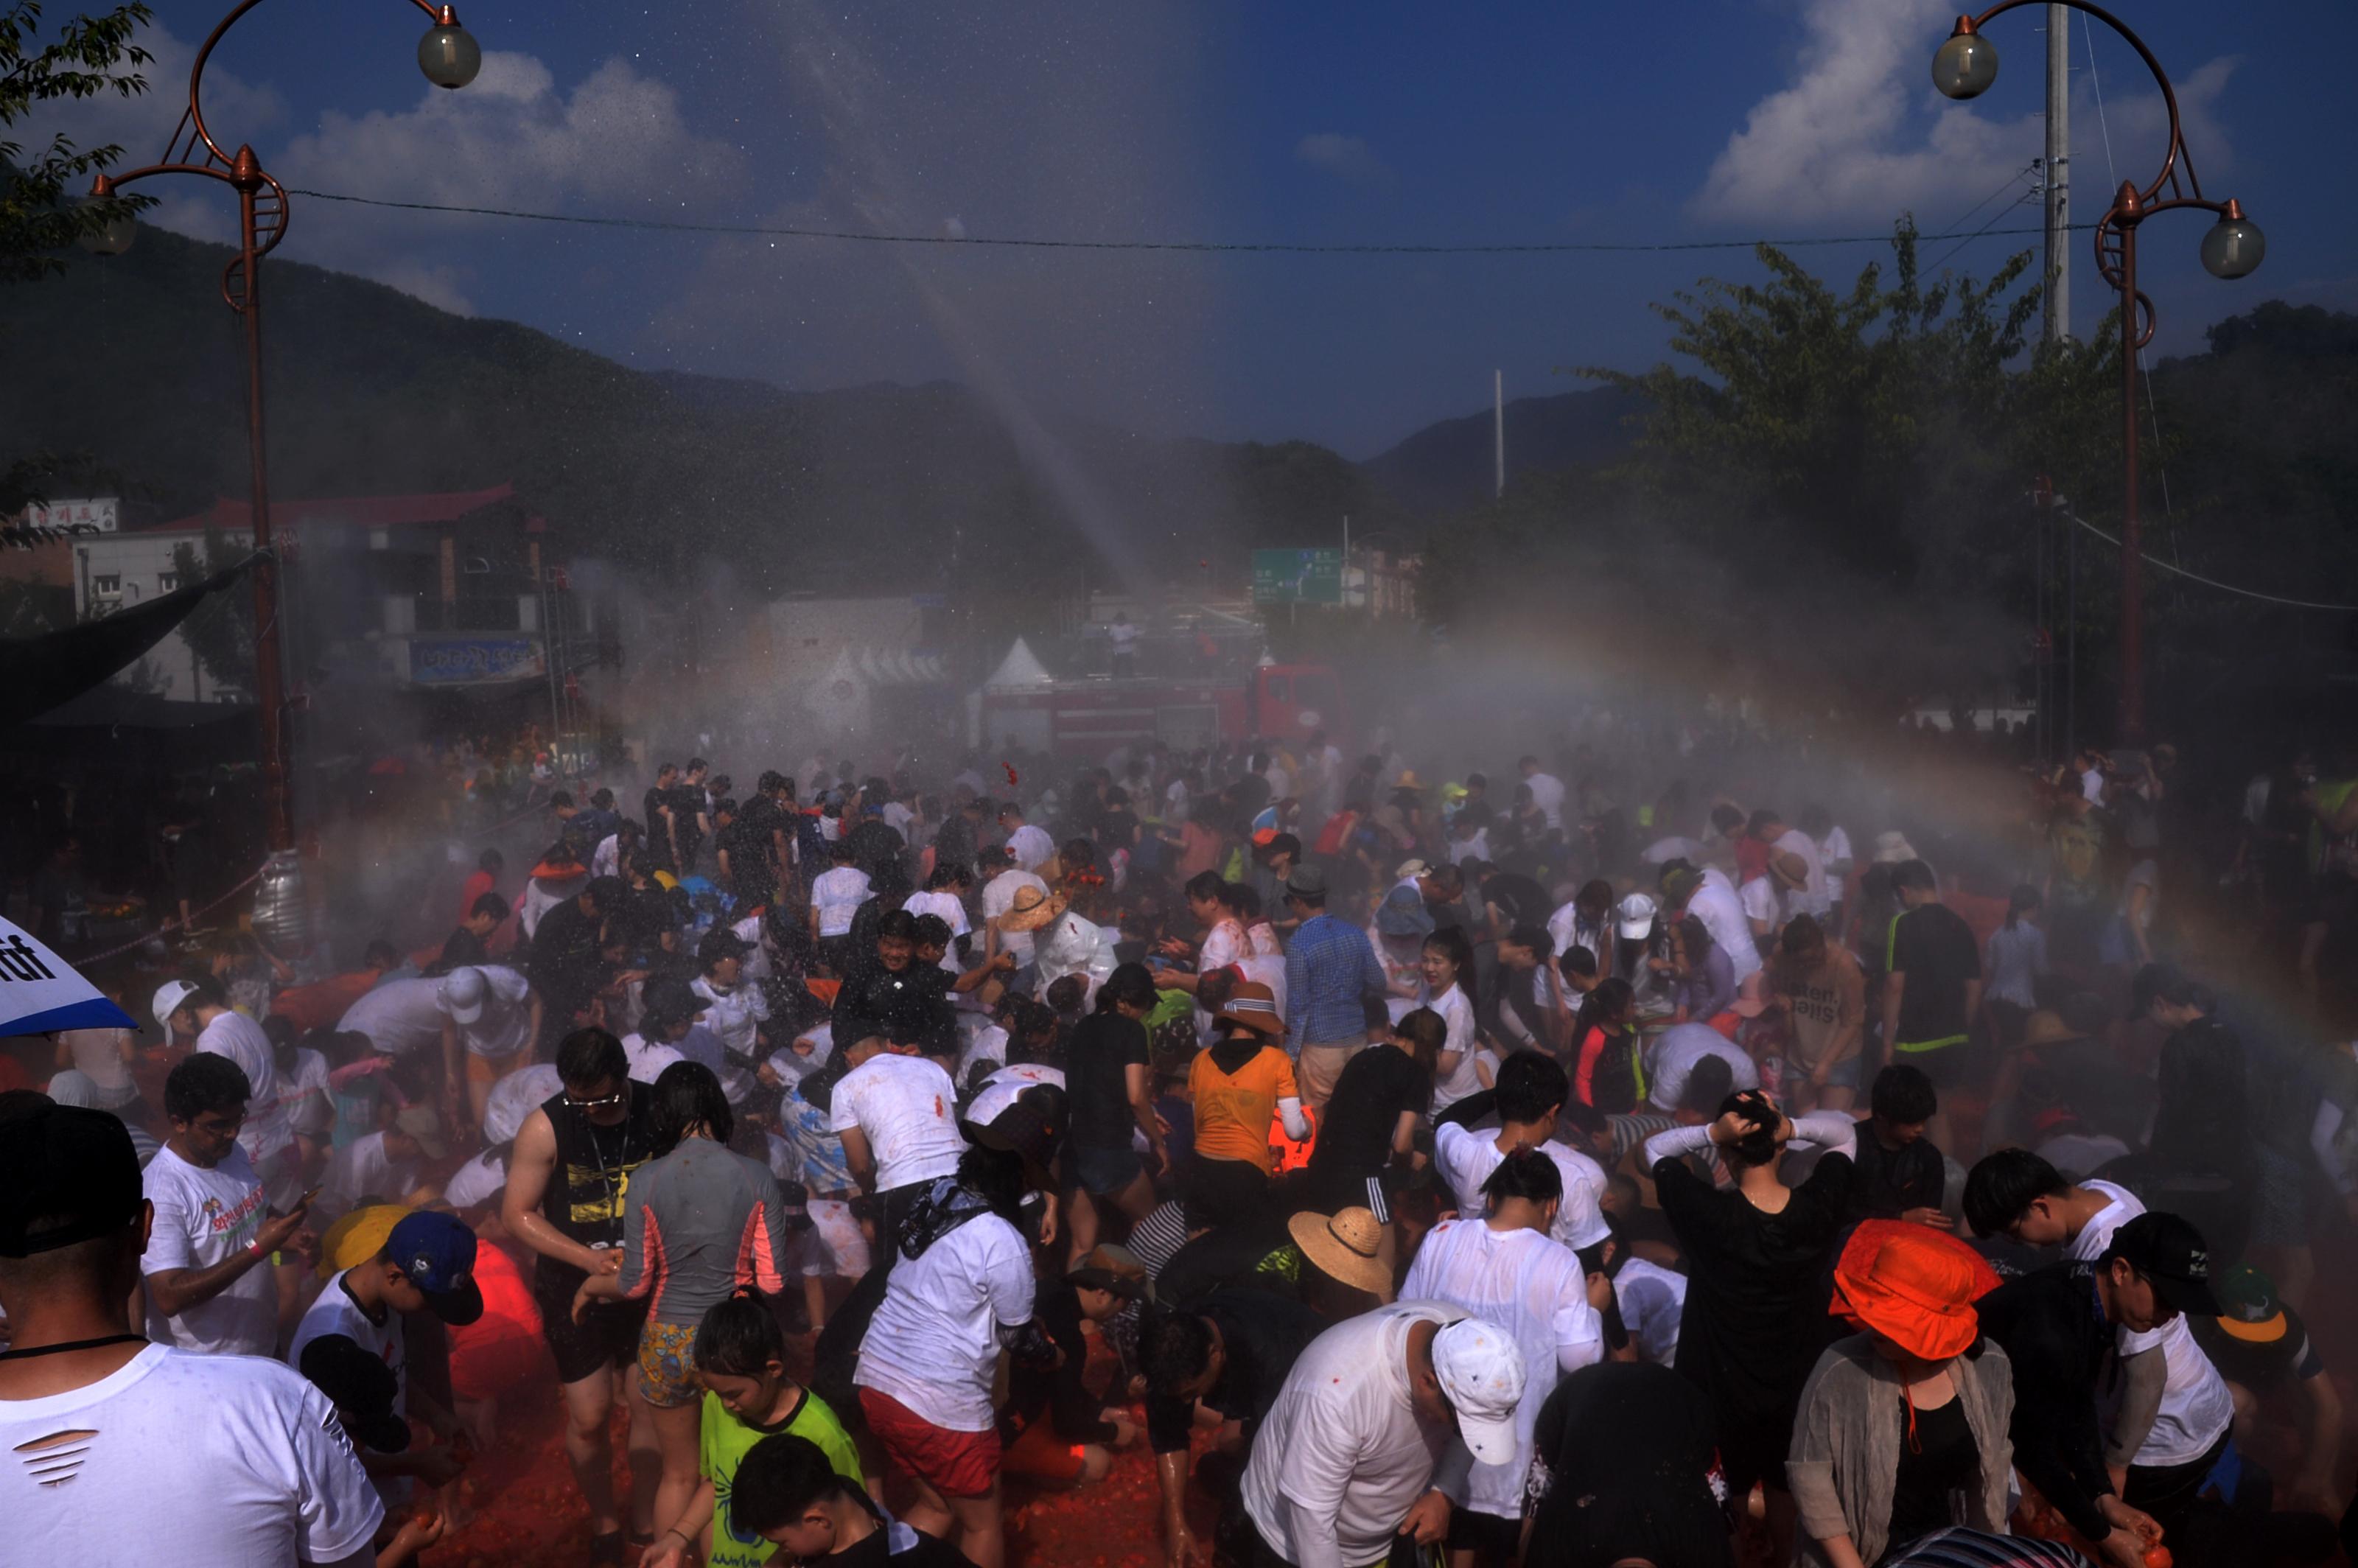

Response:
(1072, 1143), (1144, 1197)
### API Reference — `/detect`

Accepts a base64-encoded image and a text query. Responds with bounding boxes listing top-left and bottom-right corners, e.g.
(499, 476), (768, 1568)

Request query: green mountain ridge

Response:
(0, 225), (1463, 595)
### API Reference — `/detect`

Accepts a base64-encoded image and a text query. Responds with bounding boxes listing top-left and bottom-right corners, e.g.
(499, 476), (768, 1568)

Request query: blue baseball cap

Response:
(387, 1210), (484, 1326)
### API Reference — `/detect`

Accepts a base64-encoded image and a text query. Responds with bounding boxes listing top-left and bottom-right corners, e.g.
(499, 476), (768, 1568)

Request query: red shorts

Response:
(999, 1413), (1088, 1484)
(449, 1328), (543, 1403)
(858, 1387), (1001, 1499)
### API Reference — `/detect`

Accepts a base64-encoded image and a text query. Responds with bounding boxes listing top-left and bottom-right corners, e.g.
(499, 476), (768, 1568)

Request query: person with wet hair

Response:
(1400, 1147), (1609, 1568)
(1642, 1089), (1858, 1560)
(503, 1026), (661, 1557)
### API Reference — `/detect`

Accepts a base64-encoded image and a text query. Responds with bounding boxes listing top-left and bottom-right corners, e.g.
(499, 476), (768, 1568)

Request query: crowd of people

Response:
(4, 721), (2357, 1568)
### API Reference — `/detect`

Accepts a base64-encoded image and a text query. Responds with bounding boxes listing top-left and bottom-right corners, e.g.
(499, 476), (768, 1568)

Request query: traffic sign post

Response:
(1251, 548), (1343, 606)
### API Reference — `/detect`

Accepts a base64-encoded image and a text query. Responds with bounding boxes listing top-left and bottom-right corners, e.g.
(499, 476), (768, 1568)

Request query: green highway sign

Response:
(1252, 547), (1343, 605)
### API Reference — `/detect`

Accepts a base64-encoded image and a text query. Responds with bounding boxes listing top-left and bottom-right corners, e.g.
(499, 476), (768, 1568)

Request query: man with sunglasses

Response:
(503, 1026), (660, 1564)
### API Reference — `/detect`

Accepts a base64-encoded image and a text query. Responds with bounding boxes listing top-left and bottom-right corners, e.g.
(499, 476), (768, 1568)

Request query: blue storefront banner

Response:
(408, 637), (546, 685)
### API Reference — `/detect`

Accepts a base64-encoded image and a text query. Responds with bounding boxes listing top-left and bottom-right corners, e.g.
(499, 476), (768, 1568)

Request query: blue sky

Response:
(46, 0), (2358, 455)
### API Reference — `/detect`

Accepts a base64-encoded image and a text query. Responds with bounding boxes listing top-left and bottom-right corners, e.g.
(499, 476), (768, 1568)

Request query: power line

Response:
(2061, 508), (2358, 612)
(287, 186), (2090, 256)
(1923, 162), (2043, 276)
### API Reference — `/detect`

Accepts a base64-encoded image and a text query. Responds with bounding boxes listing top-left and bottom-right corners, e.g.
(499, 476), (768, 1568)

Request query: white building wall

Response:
(69, 529), (252, 703)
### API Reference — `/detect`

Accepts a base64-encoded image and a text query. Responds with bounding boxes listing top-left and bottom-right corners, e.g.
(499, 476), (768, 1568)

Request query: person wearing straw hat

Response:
(1787, 1220), (2018, 1568)
(1237, 1300), (1525, 1568)
(1187, 981), (1309, 1229)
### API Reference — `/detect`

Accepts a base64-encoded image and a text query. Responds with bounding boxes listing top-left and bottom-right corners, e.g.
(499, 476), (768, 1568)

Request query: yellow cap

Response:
(315, 1203), (409, 1280)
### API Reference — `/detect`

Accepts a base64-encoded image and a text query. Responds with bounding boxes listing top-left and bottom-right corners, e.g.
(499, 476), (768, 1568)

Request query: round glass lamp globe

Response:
(1931, 32), (1998, 99)
(419, 22), (481, 89)
(2200, 215), (2264, 279)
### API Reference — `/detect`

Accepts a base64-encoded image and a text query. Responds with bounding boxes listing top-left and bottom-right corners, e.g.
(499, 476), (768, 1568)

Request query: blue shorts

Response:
(1073, 1144), (1144, 1197)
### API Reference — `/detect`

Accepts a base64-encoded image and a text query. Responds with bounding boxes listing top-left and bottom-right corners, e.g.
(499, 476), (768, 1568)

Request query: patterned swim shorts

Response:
(637, 1318), (701, 1408)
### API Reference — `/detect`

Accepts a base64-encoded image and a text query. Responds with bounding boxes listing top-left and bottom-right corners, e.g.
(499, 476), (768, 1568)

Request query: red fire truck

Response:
(976, 640), (1348, 758)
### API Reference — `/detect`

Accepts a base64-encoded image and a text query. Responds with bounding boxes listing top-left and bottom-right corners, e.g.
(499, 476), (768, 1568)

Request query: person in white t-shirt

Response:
(1644, 1022), (1762, 1114)
(1799, 804), (1854, 927)
(156, 976), (303, 1207)
(1609, 1249), (1687, 1366)
(1961, 1150), (2236, 1488)
(905, 864), (977, 974)
(1658, 860), (1762, 985)
(335, 974), (452, 1059)
(1430, 1051), (1611, 1261)
(1419, 928), (1486, 1116)
(437, 964), (542, 1130)
(315, 1105), (448, 1230)
(852, 1143), (1044, 1568)
(691, 929), (772, 1105)
(999, 806), (1056, 875)
(1761, 813), (1831, 921)
(1239, 1302), (1527, 1568)
(1518, 756), (1565, 832)
(964, 1060), (1067, 1127)
(1399, 1149), (1608, 1545)
(827, 1037), (969, 1256)
(142, 1051), (315, 1357)
(1738, 868), (1781, 941)
(979, 852), (1050, 970)
(1, 1099), (382, 1568)
(288, 1208), (483, 1502)
(808, 842), (872, 957)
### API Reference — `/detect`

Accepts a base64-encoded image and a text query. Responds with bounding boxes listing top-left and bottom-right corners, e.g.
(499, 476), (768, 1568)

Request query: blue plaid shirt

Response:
(1284, 912), (1388, 1046)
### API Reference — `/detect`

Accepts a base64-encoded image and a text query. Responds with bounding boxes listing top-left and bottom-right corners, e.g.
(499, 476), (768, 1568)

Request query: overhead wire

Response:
(1922, 161), (2043, 276)
(2060, 508), (2358, 612)
(286, 186), (2090, 257)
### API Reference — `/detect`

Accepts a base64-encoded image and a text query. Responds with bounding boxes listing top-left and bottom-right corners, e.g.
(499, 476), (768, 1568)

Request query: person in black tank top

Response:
(501, 1028), (663, 1559)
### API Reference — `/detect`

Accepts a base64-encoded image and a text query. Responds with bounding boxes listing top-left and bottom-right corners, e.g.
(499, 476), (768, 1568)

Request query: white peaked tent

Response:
(983, 637), (1055, 690)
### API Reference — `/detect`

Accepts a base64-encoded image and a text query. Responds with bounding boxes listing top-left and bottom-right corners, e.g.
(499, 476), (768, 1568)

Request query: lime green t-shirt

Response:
(702, 1387), (864, 1568)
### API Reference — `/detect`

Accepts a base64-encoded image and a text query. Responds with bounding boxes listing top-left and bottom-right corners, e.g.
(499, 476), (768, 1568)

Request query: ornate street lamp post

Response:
(1933, 2), (2262, 741)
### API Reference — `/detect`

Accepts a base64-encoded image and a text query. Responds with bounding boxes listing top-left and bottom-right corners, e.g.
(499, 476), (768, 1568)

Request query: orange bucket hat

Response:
(1830, 1219), (2001, 1361)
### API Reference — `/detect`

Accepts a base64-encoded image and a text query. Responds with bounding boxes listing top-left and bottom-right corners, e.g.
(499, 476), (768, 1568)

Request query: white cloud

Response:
(1294, 131), (1391, 189)
(15, 18), (284, 245)
(1690, 0), (2237, 228)
(31, 19), (741, 314)
(259, 54), (744, 313)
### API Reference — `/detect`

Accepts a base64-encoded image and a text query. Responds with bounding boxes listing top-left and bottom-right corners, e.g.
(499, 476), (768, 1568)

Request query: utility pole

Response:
(1493, 370), (1505, 499)
(2043, 4), (2070, 344)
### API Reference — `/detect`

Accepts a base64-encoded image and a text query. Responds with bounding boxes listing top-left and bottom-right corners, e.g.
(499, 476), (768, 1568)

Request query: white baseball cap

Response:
(1615, 892), (1659, 942)
(441, 966), (489, 1024)
(1430, 1317), (1526, 1466)
(150, 979), (201, 1035)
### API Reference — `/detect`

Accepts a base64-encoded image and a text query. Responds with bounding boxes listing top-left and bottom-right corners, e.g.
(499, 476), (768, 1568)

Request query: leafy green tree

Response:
(1574, 218), (2105, 585)
(2, 1), (153, 281)
(3, 2), (153, 532)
